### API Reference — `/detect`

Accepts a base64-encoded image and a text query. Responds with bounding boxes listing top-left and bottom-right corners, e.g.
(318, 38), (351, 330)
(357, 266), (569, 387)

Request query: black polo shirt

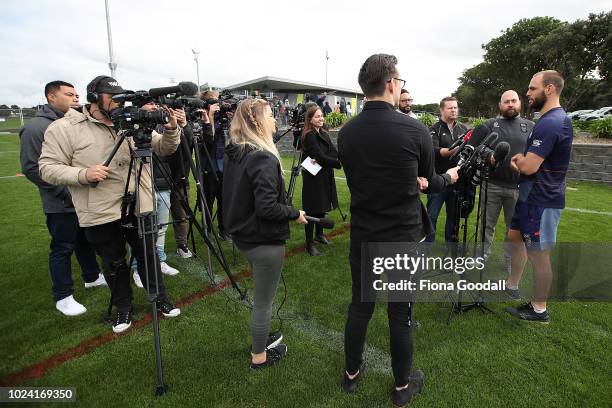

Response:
(429, 120), (469, 174)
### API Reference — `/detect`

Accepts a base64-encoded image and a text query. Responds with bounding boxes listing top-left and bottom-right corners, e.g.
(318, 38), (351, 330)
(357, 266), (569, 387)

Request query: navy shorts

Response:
(510, 201), (561, 250)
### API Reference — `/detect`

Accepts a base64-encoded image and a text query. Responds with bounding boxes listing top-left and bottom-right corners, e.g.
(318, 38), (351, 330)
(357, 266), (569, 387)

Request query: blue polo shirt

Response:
(518, 107), (573, 209)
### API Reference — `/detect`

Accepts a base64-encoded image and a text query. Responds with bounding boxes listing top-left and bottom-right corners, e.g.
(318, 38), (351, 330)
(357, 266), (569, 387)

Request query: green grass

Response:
(0, 133), (611, 407)
(0, 117), (25, 131)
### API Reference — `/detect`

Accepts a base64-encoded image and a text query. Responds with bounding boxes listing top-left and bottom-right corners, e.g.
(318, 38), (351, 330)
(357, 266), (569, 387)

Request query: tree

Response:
(10, 105), (20, 109)
(0, 104), (8, 109)
(454, 13), (612, 116)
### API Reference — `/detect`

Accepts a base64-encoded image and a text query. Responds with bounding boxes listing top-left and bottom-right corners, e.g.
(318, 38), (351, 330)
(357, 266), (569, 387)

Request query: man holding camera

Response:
(20, 80), (105, 316)
(481, 90), (533, 271)
(338, 54), (458, 407)
(39, 75), (182, 333)
(427, 96), (469, 243)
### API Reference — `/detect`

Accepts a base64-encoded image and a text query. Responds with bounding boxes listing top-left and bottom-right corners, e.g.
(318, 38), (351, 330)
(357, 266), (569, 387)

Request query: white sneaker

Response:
(56, 295), (87, 316)
(84, 273), (107, 288)
(132, 271), (143, 288)
(160, 262), (179, 276)
(176, 246), (193, 258)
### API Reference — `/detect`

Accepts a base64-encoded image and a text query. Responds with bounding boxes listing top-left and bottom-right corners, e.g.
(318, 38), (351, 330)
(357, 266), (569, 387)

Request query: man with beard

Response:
(398, 89), (417, 118)
(481, 90), (534, 273)
(505, 70), (573, 323)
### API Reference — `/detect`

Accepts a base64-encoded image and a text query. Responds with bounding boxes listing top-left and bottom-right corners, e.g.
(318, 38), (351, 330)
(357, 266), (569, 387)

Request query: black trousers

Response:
(304, 212), (326, 243)
(83, 217), (167, 311)
(344, 241), (413, 387)
(203, 171), (224, 232)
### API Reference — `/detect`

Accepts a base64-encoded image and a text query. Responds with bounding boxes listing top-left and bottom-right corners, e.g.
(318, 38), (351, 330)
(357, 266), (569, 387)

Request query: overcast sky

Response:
(0, 0), (609, 107)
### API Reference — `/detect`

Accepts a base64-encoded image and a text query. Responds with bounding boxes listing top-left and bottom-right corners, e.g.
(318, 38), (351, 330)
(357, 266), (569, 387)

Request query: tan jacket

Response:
(39, 107), (180, 227)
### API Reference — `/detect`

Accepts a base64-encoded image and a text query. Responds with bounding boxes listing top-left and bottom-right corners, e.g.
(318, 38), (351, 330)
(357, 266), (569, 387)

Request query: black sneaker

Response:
(157, 300), (181, 318)
(505, 302), (549, 323)
(250, 344), (287, 369)
(392, 369), (425, 408)
(315, 235), (331, 245)
(266, 331), (283, 349)
(112, 308), (133, 333)
(504, 285), (521, 300)
(341, 362), (365, 394)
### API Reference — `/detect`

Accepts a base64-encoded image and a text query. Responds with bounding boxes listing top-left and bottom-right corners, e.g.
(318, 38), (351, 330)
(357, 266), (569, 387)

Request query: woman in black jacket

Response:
(223, 98), (307, 369)
(301, 105), (342, 256)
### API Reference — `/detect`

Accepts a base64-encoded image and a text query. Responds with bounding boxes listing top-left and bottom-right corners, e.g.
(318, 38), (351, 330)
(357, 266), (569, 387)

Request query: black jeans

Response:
(83, 217), (167, 311)
(344, 241), (413, 387)
(203, 171), (224, 232)
(45, 212), (100, 301)
(304, 212), (325, 243)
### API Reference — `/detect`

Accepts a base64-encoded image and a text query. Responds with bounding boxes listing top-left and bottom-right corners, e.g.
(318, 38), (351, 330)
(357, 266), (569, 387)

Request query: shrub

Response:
(418, 113), (437, 127)
(573, 120), (591, 132)
(324, 112), (347, 129)
(588, 117), (612, 139)
(471, 117), (487, 127)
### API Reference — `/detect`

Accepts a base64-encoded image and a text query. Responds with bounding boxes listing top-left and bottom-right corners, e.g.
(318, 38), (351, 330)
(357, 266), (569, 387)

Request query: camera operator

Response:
(39, 75), (182, 333)
(223, 98), (307, 369)
(481, 90), (533, 271)
(426, 96), (469, 243)
(19, 80), (105, 317)
(128, 99), (188, 286)
(199, 90), (230, 241)
(301, 105), (342, 256)
(169, 106), (213, 258)
(338, 54), (458, 407)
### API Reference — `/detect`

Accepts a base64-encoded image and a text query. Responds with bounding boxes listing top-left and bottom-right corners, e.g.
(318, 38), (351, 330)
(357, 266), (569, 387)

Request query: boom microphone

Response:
(305, 216), (335, 229)
(148, 82), (199, 98)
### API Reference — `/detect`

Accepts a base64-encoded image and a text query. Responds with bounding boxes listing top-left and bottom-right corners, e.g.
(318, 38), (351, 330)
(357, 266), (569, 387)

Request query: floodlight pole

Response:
(192, 49), (201, 91)
(104, 0), (117, 78)
(325, 50), (329, 86)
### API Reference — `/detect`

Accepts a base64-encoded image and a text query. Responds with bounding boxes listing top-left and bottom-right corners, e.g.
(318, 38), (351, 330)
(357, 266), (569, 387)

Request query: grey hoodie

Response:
(19, 104), (74, 213)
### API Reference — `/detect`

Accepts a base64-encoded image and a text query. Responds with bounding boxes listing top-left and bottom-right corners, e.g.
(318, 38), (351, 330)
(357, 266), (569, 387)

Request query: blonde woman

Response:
(223, 98), (307, 369)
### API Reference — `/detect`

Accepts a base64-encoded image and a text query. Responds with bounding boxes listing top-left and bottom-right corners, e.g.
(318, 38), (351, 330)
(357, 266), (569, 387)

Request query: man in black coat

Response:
(338, 54), (458, 407)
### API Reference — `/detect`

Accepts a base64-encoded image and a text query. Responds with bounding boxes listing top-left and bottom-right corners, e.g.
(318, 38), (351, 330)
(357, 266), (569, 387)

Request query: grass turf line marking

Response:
(0, 225), (350, 387)
(565, 207), (612, 217)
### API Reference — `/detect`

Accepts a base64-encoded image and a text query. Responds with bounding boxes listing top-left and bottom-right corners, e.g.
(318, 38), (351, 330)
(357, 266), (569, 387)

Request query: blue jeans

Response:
(45, 212), (100, 301)
(426, 186), (457, 243)
(130, 190), (171, 269)
(155, 190), (171, 263)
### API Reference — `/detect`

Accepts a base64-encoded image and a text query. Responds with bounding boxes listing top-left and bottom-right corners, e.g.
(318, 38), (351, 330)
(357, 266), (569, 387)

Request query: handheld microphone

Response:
(148, 82), (199, 98)
(305, 216), (335, 229)
(449, 129), (474, 159)
(492, 141), (510, 167)
(465, 124), (491, 147)
(481, 132), (499, 149)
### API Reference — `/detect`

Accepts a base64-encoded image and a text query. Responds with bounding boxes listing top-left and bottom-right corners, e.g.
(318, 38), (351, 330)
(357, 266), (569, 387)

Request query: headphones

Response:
(86, 75), (111, 103)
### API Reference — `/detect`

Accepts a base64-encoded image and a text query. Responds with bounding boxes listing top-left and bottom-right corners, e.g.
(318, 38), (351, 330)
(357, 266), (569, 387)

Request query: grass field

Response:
(0, 132), (611, 407)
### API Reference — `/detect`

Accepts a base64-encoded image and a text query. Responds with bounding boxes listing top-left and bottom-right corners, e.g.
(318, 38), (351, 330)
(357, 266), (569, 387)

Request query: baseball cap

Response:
(88, 76), (126, 95)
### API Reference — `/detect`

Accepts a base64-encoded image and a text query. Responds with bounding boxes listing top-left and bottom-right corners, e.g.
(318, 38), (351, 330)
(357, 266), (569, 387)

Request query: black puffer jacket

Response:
(223, 143), (299, 246)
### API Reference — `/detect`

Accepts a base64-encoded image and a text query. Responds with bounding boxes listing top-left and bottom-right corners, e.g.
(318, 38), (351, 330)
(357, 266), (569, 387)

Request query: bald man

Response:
(482, 90), (534, 273)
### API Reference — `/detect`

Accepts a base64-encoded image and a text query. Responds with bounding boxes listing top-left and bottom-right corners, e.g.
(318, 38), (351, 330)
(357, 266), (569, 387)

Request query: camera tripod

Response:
(445, 164), (494, 322)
